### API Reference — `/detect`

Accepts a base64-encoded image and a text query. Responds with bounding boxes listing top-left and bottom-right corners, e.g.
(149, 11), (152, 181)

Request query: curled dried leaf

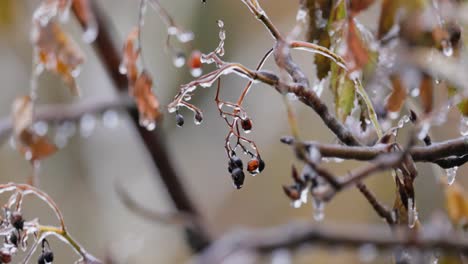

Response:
(445, 183), (468, 228)
(122, 28), (140, 84)
(12, 96), (57, 161)
(346, 18), (369, 71)
(32, 20), (85, 95)
(133, 70), (161, 129)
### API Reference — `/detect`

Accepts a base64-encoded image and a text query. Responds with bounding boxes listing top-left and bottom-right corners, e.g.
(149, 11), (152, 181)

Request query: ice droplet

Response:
(459, 117), (468, 136)
(33, 121), (48, 136)
(80, 114), (96, 138)
(312, 198), (324, 221)
(410, 88), (420, 97)
(291, 199), (302, 209)
(446, 166), (458, 185)
(167, 26), (177, 35)
(173, 53), (186, 68)
(140, 118), (156, 131)
(217, 20), (224, 28)
(358, 244), (378, 263)
(388, 111), (399, 120)
(417, 122), (431, 141)
(190, 68), (202, 77)
(296, 8), (308, 23)
(102, 110), (120, 129)
(308, 146), (322, 163)
(271, 249), (292, 264)
(177, 31), (194, 43)
(442, 40), (453, 57)
(407, 198), (418, 228)
(82, 21), (98, 43)
(119, 62), (127, 75)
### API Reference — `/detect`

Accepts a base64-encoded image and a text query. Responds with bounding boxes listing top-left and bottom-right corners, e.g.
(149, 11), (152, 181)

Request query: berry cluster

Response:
(228, 153), (265, 189)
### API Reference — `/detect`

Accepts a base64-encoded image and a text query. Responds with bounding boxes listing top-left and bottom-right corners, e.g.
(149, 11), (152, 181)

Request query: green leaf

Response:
(330, 62), (355, 122)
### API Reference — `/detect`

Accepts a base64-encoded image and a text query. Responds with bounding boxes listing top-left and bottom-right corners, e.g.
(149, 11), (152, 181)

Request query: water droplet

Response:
(459, 117), (468, 136)
(446, 166), (458, 185)
(271, 249), (292, 264)
(80, 114), (96, 138)
(442, 40), (453, 57)
(82, 21), (98, 43)
(190, 68), (202, 77)
(388, 111), (399, 120)
(140, 118), (156, 131)
(102, 110), (120, 129)
(410, 88), (420, 97)
(407, 198), (418, 228)
(177, 31), (194, 43)
(296, 8), (308, 23)
(173, 52), (186, 68)
(308, 146), (321, 163)
(312, 198), (324, 221)
(24, 150), (33, 161)
(167, 26), (177, 35)
(291, 199), (302, 209)
(217, 20), (224, 28)
(33, 121), (48, 136)
(358, 244), (378, 263)
(119, 62), (127, 75)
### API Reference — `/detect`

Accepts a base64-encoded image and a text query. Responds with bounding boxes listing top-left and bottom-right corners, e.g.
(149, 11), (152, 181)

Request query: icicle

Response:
(312, 198), (324, 221)
(446, 166), (458, 185)
(358, 244), (378, 263)
(407, 198), (418, 228)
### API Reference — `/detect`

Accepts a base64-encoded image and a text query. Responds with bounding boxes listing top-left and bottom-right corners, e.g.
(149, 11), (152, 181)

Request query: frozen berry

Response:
(231, 168), (245, 189)
(10, 212), (23, 230)
(247, 158), (259, 174)
(176, 113), (184, 127)
(241, 118), (252, 132)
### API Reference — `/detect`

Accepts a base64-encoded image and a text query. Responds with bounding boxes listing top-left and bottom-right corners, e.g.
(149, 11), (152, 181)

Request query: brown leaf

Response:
(32, 20), (85, 95)
(385, 75), (407, 114)
(122, 28), (140, 85)
(11, 96), (57, 162)
(12, 96), (33, 137)
(419, 74), (433, 114)
(133, 70), (161, 129)
(346, 18), (369, 71)
(445, 183), (468, 228)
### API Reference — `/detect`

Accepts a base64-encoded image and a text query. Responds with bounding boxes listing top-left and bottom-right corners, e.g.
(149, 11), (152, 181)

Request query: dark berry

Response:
(0, 250), (11, 263)
(258, 158), (265, 172)
(9, 232), (17, 246)
(240, 118), (252, 132)
(44, 251), (54, 263)
(231, 168), (245, 189)
(230, 156), (243, 169)
(38, 254), (45, 264)
(10, 212), (24, 230)
(194, 111), (203, 124)
(175, 113), (184, 127)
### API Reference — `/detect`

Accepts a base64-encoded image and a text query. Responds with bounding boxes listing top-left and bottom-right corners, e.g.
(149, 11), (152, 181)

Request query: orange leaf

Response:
(385, 75), (407, 114)
(445, 183), (468, 228)
(32, 20), (85, 95)
(133, 71), (161, 130)
(11, 96), (57, 162)
(122, 28), (140, 85)
(419, 74), (433, 114)
(346, 18), (369, 71)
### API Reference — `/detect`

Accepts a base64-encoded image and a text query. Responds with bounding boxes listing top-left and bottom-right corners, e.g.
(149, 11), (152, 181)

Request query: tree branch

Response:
(72, 0), (211, 252)
(195, 221), (468, 264)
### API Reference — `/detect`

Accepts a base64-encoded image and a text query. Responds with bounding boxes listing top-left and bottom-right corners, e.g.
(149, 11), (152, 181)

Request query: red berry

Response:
(247, 158), (259, 174)
(241, 118), (252, 132)
(188, 50), (202, 69)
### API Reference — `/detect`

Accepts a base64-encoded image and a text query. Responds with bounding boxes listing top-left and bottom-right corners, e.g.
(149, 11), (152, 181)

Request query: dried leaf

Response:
(122, 28), (140, 85)
(445, 183), (468, 228)
(385, 75), (407, 114)
(12, 96), (33, 137)
(346, 18), (369, 71)
(133, 70), (161, 128)
(11, 96), (57, 162)
(32, 20), (85, 95)
(419, 74), (433, 114)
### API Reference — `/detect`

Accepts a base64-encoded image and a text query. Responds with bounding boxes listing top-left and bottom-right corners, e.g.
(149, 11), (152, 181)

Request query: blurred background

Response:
(0, 0), (463, 263)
